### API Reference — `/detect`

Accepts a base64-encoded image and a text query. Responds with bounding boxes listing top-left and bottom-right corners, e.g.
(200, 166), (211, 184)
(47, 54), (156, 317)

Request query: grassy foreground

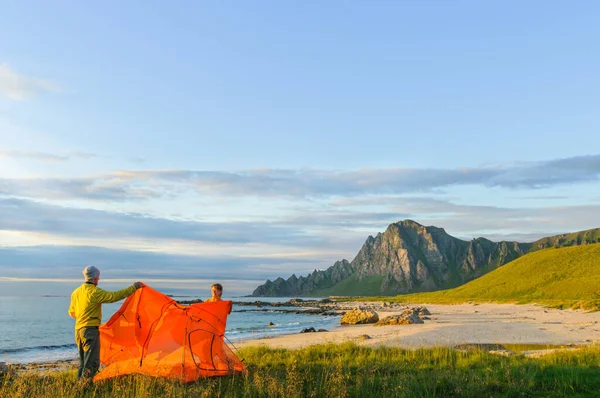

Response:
(377, 244), (600, 310)
(2, 344), (600, 397)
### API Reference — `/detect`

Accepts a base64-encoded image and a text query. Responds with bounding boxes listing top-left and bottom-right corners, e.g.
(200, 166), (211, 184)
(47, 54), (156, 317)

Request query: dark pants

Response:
(76, 326), (100, 379)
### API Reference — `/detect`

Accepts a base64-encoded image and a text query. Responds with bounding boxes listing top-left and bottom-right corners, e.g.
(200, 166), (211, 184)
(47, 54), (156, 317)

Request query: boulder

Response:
(356, 334), (371, 340)
(399, 308), (425, 318)
(0, 362), (14, 377)
(268, 322), (275, 326)
(416, 306), (431, 316)
(340, 309), (379, 325)
(317, 328), (328, 332)
(300, 327), (316, 333)
(374, 313), (424, 326)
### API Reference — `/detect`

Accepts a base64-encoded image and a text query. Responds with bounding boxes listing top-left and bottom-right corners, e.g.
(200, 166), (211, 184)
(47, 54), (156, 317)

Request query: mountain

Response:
(252, 220), (600, 297)
(390, 244), (600, 310)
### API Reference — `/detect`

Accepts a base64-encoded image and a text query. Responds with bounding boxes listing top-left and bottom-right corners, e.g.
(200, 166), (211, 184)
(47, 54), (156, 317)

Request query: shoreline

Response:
(8, 301), (600, 374)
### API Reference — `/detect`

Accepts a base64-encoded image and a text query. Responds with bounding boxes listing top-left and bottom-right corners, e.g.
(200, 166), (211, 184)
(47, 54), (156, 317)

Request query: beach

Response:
(11, 301), (600, 374)
(237, 302), (600, 351)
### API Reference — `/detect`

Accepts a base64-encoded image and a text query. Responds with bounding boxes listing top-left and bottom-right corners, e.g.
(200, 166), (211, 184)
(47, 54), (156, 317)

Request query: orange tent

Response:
(94, 284), (245, 382)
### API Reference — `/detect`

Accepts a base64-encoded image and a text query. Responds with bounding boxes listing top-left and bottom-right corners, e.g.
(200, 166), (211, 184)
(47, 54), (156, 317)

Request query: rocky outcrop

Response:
(374, 308), (428, 326)
(375, 314), (423, 326)
(415, 306), (431, 316)
(252, 260), (355, 296)
(340, 309), (379, 325)
(252, 220), (600, 297)
(300, 327), (328, 333)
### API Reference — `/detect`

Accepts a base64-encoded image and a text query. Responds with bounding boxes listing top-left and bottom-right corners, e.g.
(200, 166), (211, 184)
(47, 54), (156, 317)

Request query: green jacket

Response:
(69, 282), (136, 330)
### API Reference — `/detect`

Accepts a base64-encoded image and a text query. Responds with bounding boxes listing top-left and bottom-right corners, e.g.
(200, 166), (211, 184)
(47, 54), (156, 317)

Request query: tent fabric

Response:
(94, 284), (245, 382)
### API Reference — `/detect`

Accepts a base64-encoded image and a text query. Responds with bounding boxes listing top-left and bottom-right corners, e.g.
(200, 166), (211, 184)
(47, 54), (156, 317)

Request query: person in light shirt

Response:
(205, 283), (232, 314)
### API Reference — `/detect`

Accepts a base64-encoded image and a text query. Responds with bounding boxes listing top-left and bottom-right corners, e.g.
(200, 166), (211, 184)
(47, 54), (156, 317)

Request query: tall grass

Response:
(2, 343), (600, 397)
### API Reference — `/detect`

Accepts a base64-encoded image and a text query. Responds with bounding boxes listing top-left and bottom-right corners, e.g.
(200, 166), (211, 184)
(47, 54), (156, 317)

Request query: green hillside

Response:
(385, 243), (600, 310)
(529, 228), (600, 250)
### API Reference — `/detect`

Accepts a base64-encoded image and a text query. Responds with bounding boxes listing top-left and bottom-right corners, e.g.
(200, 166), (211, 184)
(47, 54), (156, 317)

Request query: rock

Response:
(340, 309), (379, 325)
(416, 306), (431, 316)
(300, 327), (316, 333)
(0, 362), (14, 377)
(399, 307), (429, 319)
(177, 298), (203, 304)
(374, 313), (424, 326)
(356, 334), (371, 340)
(317, 328), (328, 332)
(268, 322), (275, 326)
(319, 298), (333, 304)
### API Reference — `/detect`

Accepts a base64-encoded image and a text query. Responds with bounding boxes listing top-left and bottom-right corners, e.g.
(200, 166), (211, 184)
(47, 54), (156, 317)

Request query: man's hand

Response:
(133, 282), (143, 289)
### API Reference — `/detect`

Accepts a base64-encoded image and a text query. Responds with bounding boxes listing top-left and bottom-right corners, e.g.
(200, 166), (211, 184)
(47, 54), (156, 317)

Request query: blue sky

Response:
(1, 1), (599, 294)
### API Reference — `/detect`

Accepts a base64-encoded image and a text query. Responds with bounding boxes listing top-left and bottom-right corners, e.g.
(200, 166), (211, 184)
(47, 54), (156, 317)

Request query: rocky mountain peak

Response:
(252, 221), (600, 297)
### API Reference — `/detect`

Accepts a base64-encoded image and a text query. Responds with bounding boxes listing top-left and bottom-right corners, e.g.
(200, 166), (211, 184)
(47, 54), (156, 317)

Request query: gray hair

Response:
(83, 265), (100, 281)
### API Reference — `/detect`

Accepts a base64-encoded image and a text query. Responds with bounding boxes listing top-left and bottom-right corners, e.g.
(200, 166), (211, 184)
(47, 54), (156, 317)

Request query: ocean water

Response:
(0, 282), (340, 364)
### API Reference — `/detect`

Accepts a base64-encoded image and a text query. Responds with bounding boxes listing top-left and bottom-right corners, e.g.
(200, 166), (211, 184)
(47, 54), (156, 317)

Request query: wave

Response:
(0, 343), (76, 355)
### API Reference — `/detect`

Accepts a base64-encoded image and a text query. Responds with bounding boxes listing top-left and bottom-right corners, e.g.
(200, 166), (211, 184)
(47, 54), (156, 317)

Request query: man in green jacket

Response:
(68, 265), (143, 380)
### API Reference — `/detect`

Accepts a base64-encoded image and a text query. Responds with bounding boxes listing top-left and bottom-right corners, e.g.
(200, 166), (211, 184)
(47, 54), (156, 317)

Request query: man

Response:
(205, 283), (232, 314)
(68, 265), (142, 380)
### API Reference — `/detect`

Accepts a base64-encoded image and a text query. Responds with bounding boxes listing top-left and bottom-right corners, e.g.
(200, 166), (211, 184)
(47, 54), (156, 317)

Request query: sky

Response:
(1, 1), (599, 294)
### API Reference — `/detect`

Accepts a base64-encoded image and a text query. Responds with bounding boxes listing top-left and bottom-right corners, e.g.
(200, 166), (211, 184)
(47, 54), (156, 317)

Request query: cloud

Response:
(0, 197), (323, 246)
(0, 64), (62, 100)
(129, 157), (146, 163)
(0, 150), (98, 163)
(1, 154), (599, 201)
(2, 194), (599, 255)
(379, 197), (600, 242)
(1, 195), (599, 284)
(0, 245), (321, 281)
(0, 177), (156, 201)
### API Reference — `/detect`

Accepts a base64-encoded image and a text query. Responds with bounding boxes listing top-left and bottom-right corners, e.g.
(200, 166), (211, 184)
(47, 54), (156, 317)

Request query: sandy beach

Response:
(236, 303), (600, 351)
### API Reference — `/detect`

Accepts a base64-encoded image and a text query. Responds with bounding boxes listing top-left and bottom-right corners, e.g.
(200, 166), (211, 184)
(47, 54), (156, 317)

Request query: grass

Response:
(530, 229), (600, 250)
(366, 244), (600, 310)
(2, 343), (600, 397)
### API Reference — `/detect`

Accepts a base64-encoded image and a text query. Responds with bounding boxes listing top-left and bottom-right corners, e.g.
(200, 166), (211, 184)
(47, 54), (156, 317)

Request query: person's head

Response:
(211, 283), (223, 299)
(83, 265), (100, 285)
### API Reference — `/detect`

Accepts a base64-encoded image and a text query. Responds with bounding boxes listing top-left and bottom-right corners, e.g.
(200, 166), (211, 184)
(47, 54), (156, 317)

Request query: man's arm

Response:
(94, 284), (139, 304)
(68, 293), (76, 318)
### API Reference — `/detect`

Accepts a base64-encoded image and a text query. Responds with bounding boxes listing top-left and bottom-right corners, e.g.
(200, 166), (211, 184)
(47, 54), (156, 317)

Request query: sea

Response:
(0, 281), (340, 364)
